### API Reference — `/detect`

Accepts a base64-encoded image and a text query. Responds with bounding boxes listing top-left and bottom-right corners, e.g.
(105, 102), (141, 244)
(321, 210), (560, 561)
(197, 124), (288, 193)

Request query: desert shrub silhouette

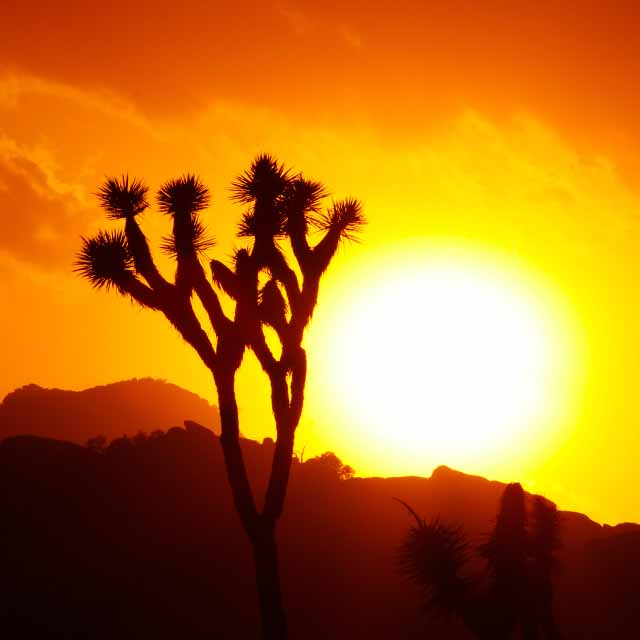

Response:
(298, 451), (355, 481)
(74, 156), (364, 640)
(398, 483), (561, 639)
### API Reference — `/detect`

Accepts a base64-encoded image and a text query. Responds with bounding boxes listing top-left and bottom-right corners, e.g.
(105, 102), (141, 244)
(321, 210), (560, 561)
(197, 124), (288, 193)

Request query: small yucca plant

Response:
(397, 483), (562, 639)
(397, 505), (471, 615)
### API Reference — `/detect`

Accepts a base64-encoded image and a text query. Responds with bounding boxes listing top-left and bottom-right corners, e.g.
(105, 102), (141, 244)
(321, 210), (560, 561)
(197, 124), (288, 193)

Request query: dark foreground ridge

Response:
(1, 426), (637, 639)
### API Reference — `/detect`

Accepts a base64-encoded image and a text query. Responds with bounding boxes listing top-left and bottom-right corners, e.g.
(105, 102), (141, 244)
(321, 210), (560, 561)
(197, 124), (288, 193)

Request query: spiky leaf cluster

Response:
(157, 174), (210, 216)
(398, 518), (470, 614)
(161, 216), (215, 258)
(237, 207), (286, 239)
(233, 156), (296, 240)
(231, 154), (290, 204)
(281, 177), (328, 233)
(97, 175), (149, 219)
(155, 175), (214, 258)
(74, 230), (133, 290)
(315, 198), (365, 241)
(231, 156), (365, 247)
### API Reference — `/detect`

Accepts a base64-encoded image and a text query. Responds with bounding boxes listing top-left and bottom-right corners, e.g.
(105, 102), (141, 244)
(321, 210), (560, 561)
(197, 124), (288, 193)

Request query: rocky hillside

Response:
(0, 378), (219, 444)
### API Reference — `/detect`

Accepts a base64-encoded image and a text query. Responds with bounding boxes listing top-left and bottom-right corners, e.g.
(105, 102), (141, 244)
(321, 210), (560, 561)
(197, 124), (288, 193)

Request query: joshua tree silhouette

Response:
(74, 156), (365, 640)
(398, 483), (561, 639)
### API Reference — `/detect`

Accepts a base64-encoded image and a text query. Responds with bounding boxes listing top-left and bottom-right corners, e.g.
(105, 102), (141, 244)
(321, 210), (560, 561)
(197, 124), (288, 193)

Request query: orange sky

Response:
(2, 1), (640, 524)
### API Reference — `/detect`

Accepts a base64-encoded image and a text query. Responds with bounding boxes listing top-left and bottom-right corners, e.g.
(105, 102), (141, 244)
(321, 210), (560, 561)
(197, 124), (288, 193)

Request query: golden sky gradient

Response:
(2, 2), (640, 524)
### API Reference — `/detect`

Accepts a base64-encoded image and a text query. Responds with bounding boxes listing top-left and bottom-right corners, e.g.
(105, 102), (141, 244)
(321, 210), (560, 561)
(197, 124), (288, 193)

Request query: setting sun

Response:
(309, 246), (580, 472)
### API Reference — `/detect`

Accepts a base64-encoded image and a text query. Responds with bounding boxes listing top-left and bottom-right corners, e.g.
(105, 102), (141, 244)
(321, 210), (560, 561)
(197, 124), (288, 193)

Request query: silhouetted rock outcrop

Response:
(0, 378), (219, 444)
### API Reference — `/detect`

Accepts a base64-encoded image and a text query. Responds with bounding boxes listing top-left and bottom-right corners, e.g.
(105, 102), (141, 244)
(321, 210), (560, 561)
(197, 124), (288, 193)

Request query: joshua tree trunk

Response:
(215, 369), (293, 639)
(253, 522), (287, 640)
(216, 371), (258, 530)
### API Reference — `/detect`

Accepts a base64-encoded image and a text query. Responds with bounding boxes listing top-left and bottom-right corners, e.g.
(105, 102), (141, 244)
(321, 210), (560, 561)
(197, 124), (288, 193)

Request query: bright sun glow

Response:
(308, 246), (578, 472)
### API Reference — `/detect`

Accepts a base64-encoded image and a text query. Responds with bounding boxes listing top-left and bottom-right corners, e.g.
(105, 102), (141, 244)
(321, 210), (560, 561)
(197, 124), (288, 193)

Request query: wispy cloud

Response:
(275, 2), (308, 35)
(0, 138), (85, 268)
(338, 23), (363, 50)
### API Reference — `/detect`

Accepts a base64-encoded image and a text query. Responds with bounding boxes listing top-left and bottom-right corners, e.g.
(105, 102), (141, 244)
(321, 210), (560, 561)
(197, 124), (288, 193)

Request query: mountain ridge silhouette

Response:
(0, 378), (220, 443)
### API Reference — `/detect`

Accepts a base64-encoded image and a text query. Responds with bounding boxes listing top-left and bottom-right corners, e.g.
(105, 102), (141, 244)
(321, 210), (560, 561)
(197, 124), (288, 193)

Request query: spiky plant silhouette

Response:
(398, 484), (562, 640)
(75, 157), (365, 640)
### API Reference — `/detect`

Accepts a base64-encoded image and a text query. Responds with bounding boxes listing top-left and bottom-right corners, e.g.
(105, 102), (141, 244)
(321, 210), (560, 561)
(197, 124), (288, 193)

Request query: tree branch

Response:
(311, 224), (342, 277)
(124, 216), (169, 291)
(216, 370), (260, 535)
(288, 347), (307, 428)
(119, 273), (162, 309)
(161, 295), (218, 372)
(262, 368), (294, 523)
(265, 245), (300, 309)
(211, 259), (239, 299)
(191, 260), (232, 334)
(289, 276), (320, 344)
(287, 216), (312, 271)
